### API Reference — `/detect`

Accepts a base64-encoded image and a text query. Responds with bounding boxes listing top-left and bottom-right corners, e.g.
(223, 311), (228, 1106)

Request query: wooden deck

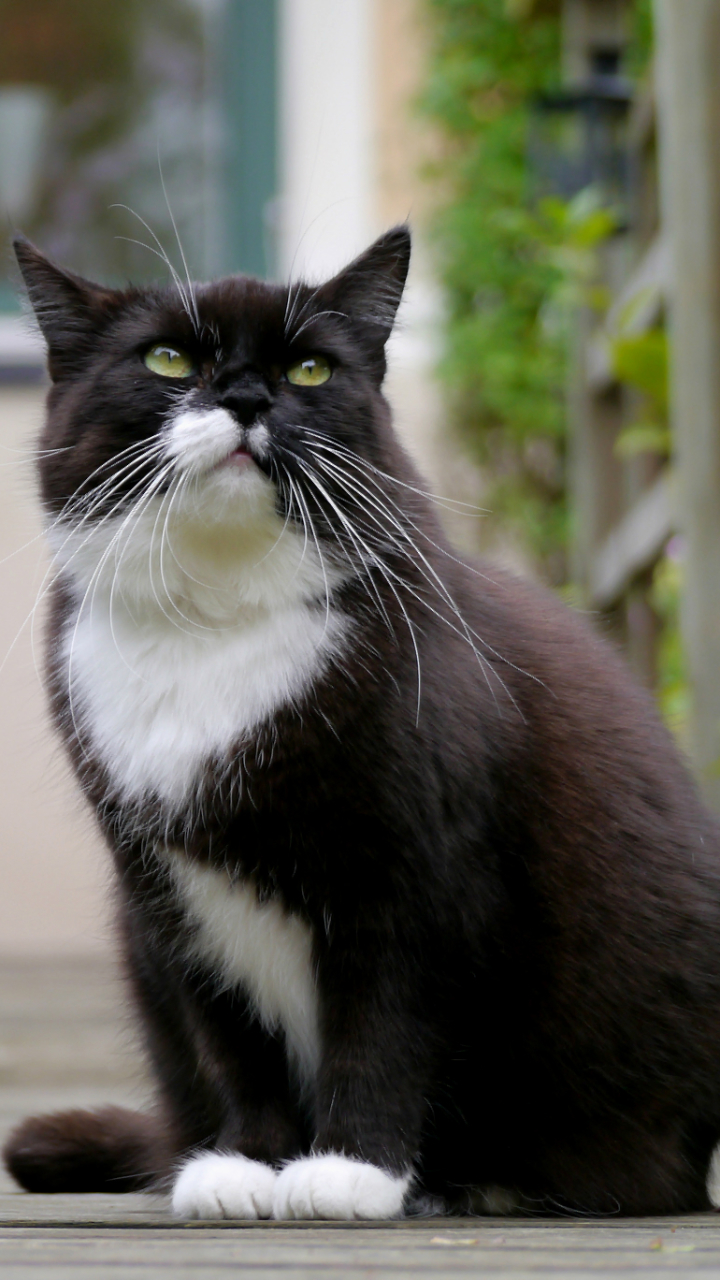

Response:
(2, 958), (720, 1277)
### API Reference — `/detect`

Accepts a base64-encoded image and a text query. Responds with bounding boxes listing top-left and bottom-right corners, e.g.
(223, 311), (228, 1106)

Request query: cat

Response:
(5, 225), (720, 1220)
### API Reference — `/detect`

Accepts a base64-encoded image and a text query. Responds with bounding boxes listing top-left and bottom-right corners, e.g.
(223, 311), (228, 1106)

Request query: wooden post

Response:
(655, 0), (720, 807)
(565, 0), (630, 605)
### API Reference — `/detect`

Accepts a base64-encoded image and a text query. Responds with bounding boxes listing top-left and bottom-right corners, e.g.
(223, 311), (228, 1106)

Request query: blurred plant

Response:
(421, 0), (687, 738)
(611, 326), (670, 459)
(421, 0), (653, 584)
(420, 0), (565, 579)
(650, 544), (689, 751)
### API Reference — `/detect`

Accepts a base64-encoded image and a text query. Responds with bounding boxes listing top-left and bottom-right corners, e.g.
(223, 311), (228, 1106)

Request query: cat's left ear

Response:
(321, 225), (411, 360)
(13, 236), (120, 381)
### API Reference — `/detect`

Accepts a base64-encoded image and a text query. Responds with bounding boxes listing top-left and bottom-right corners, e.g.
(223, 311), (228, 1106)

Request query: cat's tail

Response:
(2, 1107), (166, 1193)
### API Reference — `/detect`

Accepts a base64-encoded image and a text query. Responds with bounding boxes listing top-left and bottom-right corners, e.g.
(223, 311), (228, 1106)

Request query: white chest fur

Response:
(166, 851), (319, 1084)
(63, 591), (344, 806)
(51, 450), (348, 808)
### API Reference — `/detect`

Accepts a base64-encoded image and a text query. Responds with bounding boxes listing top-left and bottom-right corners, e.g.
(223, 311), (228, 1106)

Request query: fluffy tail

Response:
(3, 1107), (166, 1193)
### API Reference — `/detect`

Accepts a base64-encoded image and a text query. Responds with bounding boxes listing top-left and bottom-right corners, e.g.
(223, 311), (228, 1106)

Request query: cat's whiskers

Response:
(284, 280), (332, 344)
(31, 450), (168, 676)
(304, 463), (482, 719)
(294, 447), (523, 719)
(279, 472), (304, 557)
(65, 461), (179, 753)
(287, 309), (348, 344)
(51, 438), (168, 530)
(158, 155), (201, 334)
(1, 442), (169, 683)
(41, 440), (170, 602)
(112, 200), (198, 335)
(115, 234), (196, 333)
(0, 444), (72, 471)
(241, 468), (299, 576)
(153, 471), (235, 600)
(283, 280), (305, 340)
(110, 468), (196, 651)
(310, 456), (515, 717)
(147, 468), (236, 638)
(304, 435), (543, 696)
(302, 428), (489, 518)
(0, 445), (71, 457)
(147, 469), (201, 635)
(324, 469), (526, 715)
(19, 439), (171, 704)
(313, 457), (503, 668)
(282, 471), (333, 641)
(290, 457), (395, 638)
(0, 438), (160, 572)
(293, 459), (422, 720)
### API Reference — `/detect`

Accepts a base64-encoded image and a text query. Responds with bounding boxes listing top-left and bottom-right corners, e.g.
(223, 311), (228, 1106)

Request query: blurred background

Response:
(0, 0), (717, 954)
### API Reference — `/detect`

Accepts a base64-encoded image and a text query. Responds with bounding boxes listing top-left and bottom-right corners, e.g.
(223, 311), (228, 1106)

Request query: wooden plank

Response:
(5, 960), (720, 1276)
(588, 469), (675, 609)
(4, 1219), (720, 1278)
(586, 234), (669, 393)
(655, 0), (720, 809)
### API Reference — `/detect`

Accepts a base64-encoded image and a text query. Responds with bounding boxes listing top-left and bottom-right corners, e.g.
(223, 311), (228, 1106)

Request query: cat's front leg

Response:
(273, 942), (428, 1220)
(123, 921), (303, 1219)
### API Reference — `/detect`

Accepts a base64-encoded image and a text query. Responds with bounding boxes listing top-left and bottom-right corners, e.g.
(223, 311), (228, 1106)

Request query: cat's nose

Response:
(217, 383), (271, 426)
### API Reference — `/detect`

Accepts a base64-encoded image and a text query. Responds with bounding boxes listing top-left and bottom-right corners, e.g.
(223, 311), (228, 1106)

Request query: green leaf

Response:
(611, 329), (668, 411)
(614, 422), (672, 459)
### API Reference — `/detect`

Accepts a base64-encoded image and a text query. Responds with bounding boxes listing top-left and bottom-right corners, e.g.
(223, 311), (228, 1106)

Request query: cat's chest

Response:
(61, 596), (346, 806)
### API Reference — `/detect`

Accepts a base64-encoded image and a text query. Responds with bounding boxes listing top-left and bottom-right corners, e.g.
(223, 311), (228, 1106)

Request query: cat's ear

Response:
(13, 237), (120, 381)
(322, 225), (411, 354)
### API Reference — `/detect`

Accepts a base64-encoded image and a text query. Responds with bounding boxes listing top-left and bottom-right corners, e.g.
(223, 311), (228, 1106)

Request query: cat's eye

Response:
(144, 344), (196, 379)
(286, 356), (332, 387)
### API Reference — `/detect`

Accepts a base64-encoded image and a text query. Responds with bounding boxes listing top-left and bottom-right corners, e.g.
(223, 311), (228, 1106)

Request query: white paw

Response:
(172, 1151), (277, 1219)
(272, 1153), (410, 1220)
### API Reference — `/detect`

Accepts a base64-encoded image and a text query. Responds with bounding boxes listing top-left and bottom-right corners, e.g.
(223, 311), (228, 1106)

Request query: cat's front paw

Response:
(172, 1151), (277, 1219)
(273, 1153), (410, 1220)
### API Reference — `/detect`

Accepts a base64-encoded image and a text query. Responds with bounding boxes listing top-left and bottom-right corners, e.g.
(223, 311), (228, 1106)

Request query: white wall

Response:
(276, 0), (457, 503)
(278, 0), (375, 281)
(0, 386), (112, 954)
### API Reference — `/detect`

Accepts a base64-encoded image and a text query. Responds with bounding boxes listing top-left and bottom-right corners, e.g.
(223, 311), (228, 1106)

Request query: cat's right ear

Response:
(13, 237), (118, 381)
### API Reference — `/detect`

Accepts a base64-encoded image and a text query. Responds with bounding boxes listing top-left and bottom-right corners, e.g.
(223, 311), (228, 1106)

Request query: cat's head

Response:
(15, 228), (418, 617)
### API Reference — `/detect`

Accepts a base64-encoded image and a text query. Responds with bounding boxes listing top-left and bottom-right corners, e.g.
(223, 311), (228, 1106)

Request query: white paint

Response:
(278, 0), (374, 280)
(51, 420), (347, 808)
(166, 850), (319, 1083)
(172, 1151), (277, 1219)
(273, 1153), (410, 1220)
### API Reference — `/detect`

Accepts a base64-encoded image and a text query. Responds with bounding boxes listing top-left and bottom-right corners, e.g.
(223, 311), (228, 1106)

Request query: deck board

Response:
(2, 957), (720, 1277)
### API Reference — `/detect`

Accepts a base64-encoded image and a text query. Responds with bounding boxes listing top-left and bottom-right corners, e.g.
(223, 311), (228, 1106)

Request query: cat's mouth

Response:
(218, 446), (254, 472)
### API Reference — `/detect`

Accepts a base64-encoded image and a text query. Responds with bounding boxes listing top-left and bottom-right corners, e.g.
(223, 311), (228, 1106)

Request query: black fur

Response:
(5, 226), (720, 1215)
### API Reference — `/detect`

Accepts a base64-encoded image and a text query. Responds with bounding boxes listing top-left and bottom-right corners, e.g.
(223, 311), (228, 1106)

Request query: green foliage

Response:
(421, 0), (566, 577)
(627, 0), (654, 77)
(611, 326), (670, 459)
(422, 0), (689, 741)
(650, 553), (690, 751)
(422, 0), (653, 583)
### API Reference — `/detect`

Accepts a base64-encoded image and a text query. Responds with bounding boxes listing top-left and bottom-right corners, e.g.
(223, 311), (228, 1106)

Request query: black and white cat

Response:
(6, 226), (720, 1219)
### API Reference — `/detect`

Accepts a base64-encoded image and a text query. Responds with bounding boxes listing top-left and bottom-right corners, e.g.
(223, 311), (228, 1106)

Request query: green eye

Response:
(286, 355), (332, 387)
(144, 344), (195, 378)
